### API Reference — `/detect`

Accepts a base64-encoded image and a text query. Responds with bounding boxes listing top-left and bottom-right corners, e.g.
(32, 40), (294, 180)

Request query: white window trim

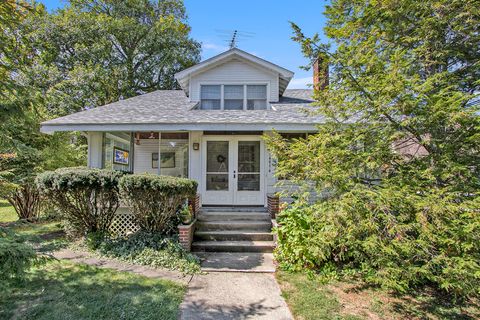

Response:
(199, 82), (270, 110)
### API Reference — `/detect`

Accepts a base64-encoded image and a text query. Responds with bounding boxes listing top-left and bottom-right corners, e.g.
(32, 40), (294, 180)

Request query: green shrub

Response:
(275, 187), (480, 298)
(93, 231), (200, 274)
(119, 174), (197, 234)
(0, 227), (41, 283)
(36, 167), (124, 236)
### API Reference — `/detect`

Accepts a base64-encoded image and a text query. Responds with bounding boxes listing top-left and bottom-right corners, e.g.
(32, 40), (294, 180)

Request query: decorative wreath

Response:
(216, 154), (226, 163)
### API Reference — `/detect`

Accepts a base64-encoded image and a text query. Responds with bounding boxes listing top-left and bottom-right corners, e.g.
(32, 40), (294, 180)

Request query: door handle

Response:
(233, 170), (236, 179)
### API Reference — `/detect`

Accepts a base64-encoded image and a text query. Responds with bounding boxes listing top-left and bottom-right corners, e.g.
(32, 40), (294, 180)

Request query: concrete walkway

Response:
(196, 252), (276, 273)
(52, 249), (292, 319)
(180, 271), (292, 320)
(180, 252), (292, 319)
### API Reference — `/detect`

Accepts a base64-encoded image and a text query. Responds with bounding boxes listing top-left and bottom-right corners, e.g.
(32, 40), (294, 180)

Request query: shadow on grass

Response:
(334, 280), (479, 320)
(390, 288), (480, 320)
(0, 201), (11, 208)
(1, 261), (185, 320)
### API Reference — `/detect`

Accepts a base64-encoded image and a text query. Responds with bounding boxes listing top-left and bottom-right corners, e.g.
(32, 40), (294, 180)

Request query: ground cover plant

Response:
(267, 0), (480, 300)
(85, 231), (201, 274)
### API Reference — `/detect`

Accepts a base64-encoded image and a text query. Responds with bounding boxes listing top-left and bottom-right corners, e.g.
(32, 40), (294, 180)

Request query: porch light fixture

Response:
(148, 131), (155, 139)
(135, 132), (141, 145)
(193, 143), (199, 150)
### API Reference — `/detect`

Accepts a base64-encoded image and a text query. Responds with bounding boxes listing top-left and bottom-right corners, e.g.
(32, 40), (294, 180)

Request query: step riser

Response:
(197, 215), (270, 222)
(196, 223), (271, 232)
(192, 245), (274, 253)
(201, 207), (267, 213)
(195, 233), (273, 241)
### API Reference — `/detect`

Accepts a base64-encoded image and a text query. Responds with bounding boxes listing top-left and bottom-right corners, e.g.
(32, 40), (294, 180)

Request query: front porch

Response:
(87, 131), (277, 208)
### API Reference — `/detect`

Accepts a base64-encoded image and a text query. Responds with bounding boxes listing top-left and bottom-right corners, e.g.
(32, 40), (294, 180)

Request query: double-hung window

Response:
(224, 85), (244, 110)
(200, 84), (268, 110)
(247, 85), (267, 110)
(200, 85), (221, 110)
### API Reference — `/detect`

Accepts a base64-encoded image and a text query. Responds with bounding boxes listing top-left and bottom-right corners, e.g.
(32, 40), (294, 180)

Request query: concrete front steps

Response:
(192, 207), (274, 253)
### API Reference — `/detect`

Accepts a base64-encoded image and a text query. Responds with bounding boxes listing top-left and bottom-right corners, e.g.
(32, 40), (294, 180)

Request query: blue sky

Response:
(38, 0), (329, 89)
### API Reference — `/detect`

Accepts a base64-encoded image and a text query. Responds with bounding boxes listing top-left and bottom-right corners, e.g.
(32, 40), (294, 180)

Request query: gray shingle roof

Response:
(41, 89), (323, 131)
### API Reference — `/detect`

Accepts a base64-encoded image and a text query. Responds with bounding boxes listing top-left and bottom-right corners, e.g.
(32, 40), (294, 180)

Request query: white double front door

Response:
(202, 136), (265, 206)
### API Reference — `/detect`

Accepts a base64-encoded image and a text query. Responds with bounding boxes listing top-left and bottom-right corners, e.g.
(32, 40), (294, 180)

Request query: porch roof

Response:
(41, 89), (324, 133)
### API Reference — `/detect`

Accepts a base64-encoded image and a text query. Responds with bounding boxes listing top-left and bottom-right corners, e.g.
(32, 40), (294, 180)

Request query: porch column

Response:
(87, 132), (103, 168)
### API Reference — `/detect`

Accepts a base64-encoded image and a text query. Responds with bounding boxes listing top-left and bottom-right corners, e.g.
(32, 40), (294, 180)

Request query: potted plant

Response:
(179, 204), (193, 225)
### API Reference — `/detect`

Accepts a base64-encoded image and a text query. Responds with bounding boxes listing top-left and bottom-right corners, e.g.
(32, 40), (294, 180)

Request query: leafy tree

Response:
(30, 0), (201, 116)
(267, 0), (480, 297)
(0, 2), (85, 220)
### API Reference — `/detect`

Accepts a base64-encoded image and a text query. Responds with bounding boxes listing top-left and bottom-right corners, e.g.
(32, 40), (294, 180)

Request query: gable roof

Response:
(175, 48), (294, 96)
(40, 89), (323, 133)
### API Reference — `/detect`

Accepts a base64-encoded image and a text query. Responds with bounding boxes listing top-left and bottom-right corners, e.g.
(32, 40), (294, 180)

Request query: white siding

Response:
(133, 140), (158, 174)
(189, 59), (279, 103)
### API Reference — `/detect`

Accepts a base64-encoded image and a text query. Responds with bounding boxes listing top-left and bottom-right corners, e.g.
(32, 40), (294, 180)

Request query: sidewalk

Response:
(52, 249), (292, 319)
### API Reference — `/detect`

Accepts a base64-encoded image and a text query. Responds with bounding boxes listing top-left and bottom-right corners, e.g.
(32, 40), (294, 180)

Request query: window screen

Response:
(200, 85), (221, 110)
(247, 85), (267, 110)
(224, 85), (244, 110)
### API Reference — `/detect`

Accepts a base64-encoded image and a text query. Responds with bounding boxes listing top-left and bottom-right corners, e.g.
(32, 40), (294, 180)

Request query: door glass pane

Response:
(237, 141), (260, 173)
(207, 141), (229, 172)
(238, 174), (260, 191)
(207, 174), (229, 191)
(237, 141), (260, 191)
(206, 141), (229, 191)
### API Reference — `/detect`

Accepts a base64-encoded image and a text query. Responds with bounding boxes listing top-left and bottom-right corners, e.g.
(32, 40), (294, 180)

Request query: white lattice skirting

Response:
(110, 207), (139, 236)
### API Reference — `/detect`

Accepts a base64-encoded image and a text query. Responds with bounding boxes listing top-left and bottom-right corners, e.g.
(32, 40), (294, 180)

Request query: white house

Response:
(41, 48), (323, 207)
(41, 48), (324, 251)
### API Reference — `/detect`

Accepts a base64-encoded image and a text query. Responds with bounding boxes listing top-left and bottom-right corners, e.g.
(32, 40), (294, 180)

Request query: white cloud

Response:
(202, 42), (229, 53)
(287, 77), (313, 89)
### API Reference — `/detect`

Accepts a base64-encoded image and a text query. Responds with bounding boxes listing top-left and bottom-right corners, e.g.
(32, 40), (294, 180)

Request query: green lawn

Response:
(1, 260), (186, 320)
(1, 204), (187, 320)
(277, 271), (480, 320)
(0, 199), (17, 223)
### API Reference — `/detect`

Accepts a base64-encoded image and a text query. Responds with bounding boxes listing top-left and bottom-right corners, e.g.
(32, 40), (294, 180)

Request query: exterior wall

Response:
(189, 131), (203, 202)
(189, 59), (279, 103)
(133, 139), (158, 174)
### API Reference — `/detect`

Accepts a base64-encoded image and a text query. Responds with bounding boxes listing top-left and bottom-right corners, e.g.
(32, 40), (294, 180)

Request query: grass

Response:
(277, 271), (361, 320)
(277, 271), (480, 320)
(0, 260), (186, 320)
(0, 199), (17, 223)
(1, 207), (187, 319)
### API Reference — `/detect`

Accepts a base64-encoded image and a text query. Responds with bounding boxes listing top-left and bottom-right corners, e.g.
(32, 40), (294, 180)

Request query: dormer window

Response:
(247, 85), (267, 110)
(200, 85), (221, 110)
(200, 84), (268, 110)
(224, 85), (244, 110)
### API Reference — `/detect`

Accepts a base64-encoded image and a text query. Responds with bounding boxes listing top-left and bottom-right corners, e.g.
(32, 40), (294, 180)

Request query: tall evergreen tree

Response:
(267, 0), (480, 297)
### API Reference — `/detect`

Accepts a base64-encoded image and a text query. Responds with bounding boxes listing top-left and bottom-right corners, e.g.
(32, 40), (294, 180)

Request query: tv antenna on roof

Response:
(215, 29), (255, 49)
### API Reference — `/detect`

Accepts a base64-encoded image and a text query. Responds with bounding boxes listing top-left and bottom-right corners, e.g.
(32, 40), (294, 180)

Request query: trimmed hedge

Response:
(36, 167), (124, 236)
(119, 174), (197, 234)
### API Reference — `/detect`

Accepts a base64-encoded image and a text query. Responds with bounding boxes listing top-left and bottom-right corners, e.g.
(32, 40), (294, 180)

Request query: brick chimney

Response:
(313, 54), (329, 90)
